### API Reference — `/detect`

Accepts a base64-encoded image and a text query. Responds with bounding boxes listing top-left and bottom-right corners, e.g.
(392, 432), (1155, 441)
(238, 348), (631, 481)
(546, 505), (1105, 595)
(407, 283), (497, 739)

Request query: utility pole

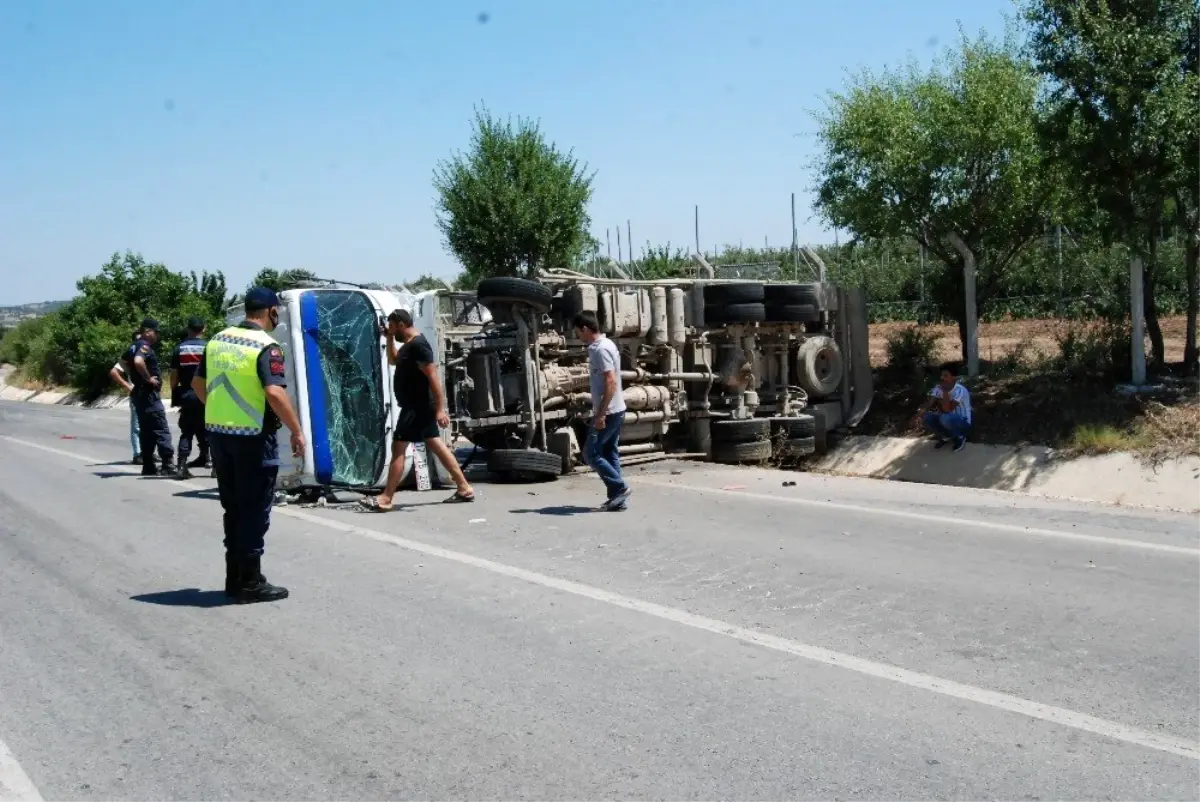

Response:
(616, 226), (623, 263)
(791, 192), (799, 281)
(1131, 255), (1147, 385)
(694, 205), (700, 258)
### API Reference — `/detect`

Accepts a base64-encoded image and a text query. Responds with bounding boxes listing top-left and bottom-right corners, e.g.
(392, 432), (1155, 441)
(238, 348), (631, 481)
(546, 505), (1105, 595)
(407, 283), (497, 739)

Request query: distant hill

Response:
(0, 300), (68, 328)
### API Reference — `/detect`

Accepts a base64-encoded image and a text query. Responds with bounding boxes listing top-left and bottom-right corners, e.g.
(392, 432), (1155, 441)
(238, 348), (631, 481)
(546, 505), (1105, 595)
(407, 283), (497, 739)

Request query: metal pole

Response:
(616, 226), (623, 263)
(1056, 223), (1063, 315)
(606, 229), (611, 261)
(694, 205), (700, 256)
(1131, 255), (1146, 385)
(627, 219), (633, 273)
(791, 192), (799, 282)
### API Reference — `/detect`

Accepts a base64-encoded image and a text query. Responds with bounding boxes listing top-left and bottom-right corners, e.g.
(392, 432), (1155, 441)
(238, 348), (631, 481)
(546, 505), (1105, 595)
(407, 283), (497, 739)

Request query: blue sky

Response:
(0, 0), (1012, 305)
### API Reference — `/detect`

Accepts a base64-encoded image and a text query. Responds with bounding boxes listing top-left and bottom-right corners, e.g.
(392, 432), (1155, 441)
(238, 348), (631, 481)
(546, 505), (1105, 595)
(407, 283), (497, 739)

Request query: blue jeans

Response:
(922, 411), (970, 441)
(586, 411), (627, 499)
(129, 398), (140, 458)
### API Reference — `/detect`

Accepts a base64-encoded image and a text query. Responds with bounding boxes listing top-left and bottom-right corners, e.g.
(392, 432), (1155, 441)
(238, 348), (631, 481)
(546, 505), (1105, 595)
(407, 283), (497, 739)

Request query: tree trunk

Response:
(1144, 237), (1166, 370)
(1182, 220), (1199, 375)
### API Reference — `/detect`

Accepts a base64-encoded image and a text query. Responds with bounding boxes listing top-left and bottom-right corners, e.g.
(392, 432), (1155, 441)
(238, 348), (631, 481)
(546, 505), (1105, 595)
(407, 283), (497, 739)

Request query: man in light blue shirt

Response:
(574, 311), (632, 511)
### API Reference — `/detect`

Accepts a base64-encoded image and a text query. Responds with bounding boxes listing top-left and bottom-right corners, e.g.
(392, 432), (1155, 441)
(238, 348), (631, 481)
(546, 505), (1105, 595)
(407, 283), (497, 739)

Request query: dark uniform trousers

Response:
(176, 390), (209, 465)
(134, 390), (174, 470)
(210, 431), (279, 558)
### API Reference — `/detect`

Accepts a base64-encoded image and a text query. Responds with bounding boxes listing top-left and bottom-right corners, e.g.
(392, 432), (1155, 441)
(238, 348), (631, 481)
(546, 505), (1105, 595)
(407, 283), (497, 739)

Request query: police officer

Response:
(170, 317), (209, 478)
(126, 318), (175, 476)
(191, 288), (304, 604)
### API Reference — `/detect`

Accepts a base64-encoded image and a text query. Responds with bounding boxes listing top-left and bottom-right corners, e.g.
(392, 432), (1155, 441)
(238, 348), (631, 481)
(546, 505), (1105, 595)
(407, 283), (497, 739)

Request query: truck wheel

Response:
(466, 428), (519, 451)
(487, 448), (562, 482)
(764, 303), (819, 323)
(711, 418), (771, 444)
(704, 283), (764, 305)
(712, 439), (772, 464)
(763, 283), (821, 306)
(769, 414), (816, 439)
(796, 335), (844, 398)
(775, 436), (816, 459)
(477, 277), (553, 313)
(704, 302), (766, 324)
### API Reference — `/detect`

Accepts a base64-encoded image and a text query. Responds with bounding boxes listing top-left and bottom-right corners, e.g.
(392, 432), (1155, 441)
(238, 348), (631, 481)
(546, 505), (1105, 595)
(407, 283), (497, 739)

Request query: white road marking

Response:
(4, 433), (1200, 762)
(631, 476), (1200, 557)
(0, 737), (43, 802)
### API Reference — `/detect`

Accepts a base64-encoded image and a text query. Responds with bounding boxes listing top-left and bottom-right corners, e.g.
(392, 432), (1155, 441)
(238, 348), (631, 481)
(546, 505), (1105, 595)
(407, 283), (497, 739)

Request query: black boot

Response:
(236, 556), (288, 604)
(188, 453), (209, 469)
(158, 457), (175, 477)
(176, 464), (193, 480)
(224, 554), (239, 597)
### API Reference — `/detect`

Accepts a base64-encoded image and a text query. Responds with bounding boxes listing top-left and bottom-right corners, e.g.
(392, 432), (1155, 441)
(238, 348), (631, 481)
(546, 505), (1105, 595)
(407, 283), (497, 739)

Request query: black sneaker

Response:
(176, 466), (193, 480)
(933, 439), (948, 450)
(132, 455), (143, 465)
(187, 456), (209, 469)
(953, 437), (966, 452)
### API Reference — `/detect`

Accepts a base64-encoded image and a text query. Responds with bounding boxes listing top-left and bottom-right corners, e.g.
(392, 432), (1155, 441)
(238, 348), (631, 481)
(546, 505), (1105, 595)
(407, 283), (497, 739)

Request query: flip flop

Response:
(358, 496), (394, 512)
(443, 491), (476, 503)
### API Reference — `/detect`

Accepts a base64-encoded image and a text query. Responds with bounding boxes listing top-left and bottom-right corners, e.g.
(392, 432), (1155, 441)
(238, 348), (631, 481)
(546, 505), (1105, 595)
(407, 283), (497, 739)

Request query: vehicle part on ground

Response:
(764, 303), (819, 324)
(425, 270), (871, 482)
(763, 283), (821, 306)
(769, 414), (816, 439)
(711, 418), (771, 444)
(775, 436), (817, 459)
(712, 439), (773, 464)
(705, 303), (767, 324)
(704, 282), (765, 305)
(795, 335), (845, 398)
(487, 448), (563, 482)
(476, 277), (553, 313)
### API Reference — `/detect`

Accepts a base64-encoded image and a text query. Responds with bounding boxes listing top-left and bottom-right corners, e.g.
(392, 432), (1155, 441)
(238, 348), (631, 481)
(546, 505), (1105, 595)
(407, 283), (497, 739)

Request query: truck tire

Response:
(763, 283), (821, 306)
(711, 418), (771, 444)
(776, 436), (816, 459)
(712, 439), (772, 464)
(764, 303), (819, 323)
(477, 277), (553, 312)
(705, 303), (766, 324)
(769, 414), (816, 439)
(796, 335), (844, 398)
(704, 283), (764, 305)
(487, 448), (562, 482)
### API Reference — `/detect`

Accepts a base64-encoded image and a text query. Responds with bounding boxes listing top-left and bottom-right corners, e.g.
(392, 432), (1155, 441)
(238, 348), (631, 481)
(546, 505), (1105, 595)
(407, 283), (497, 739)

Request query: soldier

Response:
(126, 318), (175, 476)
(192, 287), (304, 604)
(169, 317), (209, 478)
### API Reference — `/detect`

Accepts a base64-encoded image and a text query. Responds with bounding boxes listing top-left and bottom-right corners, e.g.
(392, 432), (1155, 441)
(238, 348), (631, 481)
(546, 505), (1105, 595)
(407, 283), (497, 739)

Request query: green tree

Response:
(190, 270), (228, 320)
(434, 107), (595, 286)
(51, 251), (211, 397)
(247, 267), (319, 295)
(811, 30), (1061, 362)
(404, 273), (453, 292)
(1025, 0), (1199, 370)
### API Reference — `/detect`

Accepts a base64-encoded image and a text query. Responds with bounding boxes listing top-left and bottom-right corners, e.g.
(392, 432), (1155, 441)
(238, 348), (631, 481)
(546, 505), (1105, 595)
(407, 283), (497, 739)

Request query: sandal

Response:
(443, 490), (476, 504)
(358, 496), (394, 512)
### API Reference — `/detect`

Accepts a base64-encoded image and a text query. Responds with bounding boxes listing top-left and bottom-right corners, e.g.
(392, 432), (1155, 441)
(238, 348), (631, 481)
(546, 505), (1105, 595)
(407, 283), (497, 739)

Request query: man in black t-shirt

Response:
(360, 308), (474, 511)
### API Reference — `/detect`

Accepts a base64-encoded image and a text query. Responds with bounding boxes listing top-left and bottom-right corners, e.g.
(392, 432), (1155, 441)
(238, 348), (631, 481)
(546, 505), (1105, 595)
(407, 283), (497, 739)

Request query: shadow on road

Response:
(93, 471), (146, 479)
(131, 589), (231, 608)
(510, 505), (597, 516)
(174, 488), (220, 500)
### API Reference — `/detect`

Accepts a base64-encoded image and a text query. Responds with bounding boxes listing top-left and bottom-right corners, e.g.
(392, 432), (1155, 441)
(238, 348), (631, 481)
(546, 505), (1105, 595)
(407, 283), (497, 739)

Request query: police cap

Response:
(140, 317), (159, 332)
(244, 287), (280, 312)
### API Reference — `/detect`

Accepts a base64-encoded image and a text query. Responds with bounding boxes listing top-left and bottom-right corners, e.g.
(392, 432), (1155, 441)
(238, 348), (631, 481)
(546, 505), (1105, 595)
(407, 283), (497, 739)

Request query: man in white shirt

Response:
(918, 363), (972, 452)
(573, 310), (632, 511)
(108, 332), (142, 464)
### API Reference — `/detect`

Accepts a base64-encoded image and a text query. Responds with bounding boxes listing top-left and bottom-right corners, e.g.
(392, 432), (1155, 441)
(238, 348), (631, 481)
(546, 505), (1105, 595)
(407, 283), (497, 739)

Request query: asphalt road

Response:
(0, 399), (1198, 800)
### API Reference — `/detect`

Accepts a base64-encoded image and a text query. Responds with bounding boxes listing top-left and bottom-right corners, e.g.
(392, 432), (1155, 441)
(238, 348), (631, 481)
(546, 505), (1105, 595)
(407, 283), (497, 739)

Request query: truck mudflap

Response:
(842, 286), (873, 428)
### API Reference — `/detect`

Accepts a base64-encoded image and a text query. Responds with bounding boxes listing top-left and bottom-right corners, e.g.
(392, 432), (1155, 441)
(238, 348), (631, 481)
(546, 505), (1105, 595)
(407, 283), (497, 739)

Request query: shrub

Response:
(885, 325), (942, 375)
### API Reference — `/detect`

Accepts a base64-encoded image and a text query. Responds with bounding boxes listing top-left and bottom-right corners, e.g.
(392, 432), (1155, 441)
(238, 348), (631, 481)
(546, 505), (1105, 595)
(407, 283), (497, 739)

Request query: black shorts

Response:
(394, 406), (439, 443)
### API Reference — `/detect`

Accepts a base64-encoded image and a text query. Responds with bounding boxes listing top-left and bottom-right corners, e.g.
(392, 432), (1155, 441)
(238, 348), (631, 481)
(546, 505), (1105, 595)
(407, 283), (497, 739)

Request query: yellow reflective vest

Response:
(203, 326), (277, 435)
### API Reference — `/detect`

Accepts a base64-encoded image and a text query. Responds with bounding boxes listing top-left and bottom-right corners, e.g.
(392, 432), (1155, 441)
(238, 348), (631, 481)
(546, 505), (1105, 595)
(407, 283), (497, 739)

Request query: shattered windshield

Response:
(311, 290), (386, 486)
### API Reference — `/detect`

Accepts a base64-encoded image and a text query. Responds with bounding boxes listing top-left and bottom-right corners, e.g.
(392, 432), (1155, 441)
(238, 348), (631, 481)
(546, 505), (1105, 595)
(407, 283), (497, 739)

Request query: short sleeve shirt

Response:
(393, 334), (435, 412)
(931, 382), (972, 424)
(197, 321), (287, 432)
(587, 336), (626, 415)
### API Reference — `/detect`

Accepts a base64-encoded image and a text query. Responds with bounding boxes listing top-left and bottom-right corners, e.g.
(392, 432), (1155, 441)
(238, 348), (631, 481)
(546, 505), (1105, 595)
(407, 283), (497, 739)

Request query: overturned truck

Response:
(437, 270), (873, 481)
